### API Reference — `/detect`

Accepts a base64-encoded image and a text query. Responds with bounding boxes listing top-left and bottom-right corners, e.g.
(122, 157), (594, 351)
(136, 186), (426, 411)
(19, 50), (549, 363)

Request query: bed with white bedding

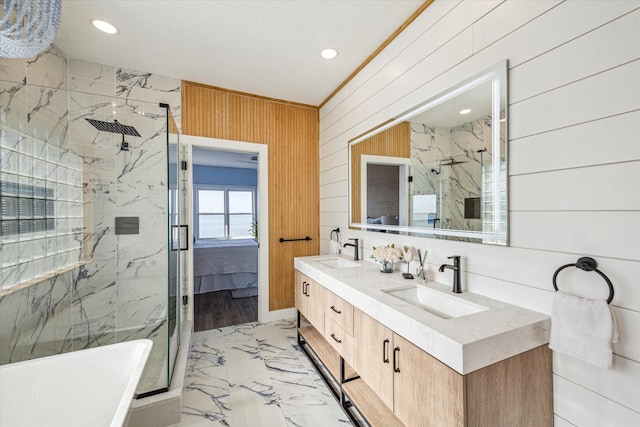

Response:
(193, 239), (258, 295)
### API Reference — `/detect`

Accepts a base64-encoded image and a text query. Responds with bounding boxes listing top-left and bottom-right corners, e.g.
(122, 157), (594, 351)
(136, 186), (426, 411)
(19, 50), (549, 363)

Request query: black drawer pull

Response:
(393, 347), (400, 373)
(330, 333), (342, 344)
(383, 338), (390, 363)
(330, 305), (342, 314)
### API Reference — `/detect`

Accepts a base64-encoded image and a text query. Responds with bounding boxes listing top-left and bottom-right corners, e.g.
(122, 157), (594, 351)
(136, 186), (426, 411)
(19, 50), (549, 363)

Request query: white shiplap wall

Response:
(318, 1), (640, 425)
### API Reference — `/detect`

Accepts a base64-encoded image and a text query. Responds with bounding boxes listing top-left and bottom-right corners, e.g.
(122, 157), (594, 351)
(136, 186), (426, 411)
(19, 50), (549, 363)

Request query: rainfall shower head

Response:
(439, 158), (468, 166)
(85, 119), (140, 151)
(85, 119), (141, 137)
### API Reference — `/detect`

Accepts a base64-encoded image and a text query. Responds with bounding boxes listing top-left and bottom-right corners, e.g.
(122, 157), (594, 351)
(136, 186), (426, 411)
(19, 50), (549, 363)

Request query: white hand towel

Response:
(329, 240), (340, 255)
(549, 290), (619, 368)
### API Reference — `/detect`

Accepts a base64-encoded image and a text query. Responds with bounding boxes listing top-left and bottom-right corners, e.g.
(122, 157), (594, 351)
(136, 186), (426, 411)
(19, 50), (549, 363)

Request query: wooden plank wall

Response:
(182, 82), (319, 310)
(350, 122), (410, 224)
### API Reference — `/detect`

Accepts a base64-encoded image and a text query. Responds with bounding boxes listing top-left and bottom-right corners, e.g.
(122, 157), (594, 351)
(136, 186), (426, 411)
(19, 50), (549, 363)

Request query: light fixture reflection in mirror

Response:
(348, 61), (508, 245)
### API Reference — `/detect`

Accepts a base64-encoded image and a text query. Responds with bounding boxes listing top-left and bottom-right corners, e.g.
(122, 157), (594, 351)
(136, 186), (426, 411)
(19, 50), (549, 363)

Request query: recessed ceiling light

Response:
(320, 48), (338, 60)
(459, 108), (471, 115)
(91, 19), (119, 35)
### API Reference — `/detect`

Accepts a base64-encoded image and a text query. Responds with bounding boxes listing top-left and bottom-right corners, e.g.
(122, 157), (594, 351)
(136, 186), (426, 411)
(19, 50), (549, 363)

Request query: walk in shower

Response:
(0, 66), (183, 397)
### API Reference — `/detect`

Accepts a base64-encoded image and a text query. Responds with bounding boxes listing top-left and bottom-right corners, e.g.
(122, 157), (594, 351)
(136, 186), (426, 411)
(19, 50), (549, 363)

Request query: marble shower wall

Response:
(410, 117), (491, 231)
(0, 44), (181, 395)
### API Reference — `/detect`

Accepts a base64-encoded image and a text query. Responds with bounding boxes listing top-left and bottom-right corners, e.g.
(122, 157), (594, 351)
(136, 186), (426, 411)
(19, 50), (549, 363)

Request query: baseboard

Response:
(261, 307), (297, 323)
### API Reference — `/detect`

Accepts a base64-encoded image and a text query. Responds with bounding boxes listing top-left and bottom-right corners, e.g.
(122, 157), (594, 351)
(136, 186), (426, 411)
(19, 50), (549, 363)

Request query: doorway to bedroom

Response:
(192, 146), (259, 332)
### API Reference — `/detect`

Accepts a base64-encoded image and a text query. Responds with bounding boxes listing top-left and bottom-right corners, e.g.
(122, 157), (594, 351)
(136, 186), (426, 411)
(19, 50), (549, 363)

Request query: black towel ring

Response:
(552, 257), (614, 304)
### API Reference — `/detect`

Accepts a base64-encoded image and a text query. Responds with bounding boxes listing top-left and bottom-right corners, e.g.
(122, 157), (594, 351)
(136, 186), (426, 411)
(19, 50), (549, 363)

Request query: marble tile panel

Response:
(26, 45), (68, 90)
(0, 57), (27, 83)
(69, 59), (116, 83)
(69, 59), (116, 96)
(116, 180), (168, 215)
(0, 81), (27, 132)
(27, 85), (68, 148)
(116, 69), (181, 131)
(116, 277), (167, 328)
(0, 284), (32, 364)
(29, 270), (74, 359)
(182, 364), (231, 425)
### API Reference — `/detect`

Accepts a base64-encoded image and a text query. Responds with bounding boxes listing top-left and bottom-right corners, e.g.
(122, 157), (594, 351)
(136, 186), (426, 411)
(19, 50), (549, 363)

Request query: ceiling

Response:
(55, 0), (425, 106)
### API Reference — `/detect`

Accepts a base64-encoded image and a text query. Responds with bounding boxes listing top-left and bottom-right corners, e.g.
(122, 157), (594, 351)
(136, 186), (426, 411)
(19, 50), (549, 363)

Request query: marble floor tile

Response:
(179, 319), (353, 427)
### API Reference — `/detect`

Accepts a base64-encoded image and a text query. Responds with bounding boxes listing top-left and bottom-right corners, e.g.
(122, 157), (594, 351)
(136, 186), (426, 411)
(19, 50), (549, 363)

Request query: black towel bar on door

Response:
(279, 236), (312, 243)
(552, 257), (614, 304)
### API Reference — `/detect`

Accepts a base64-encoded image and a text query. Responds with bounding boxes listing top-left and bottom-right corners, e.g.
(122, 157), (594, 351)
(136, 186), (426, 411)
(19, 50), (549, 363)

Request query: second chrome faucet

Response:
(439, 255), (462, 293)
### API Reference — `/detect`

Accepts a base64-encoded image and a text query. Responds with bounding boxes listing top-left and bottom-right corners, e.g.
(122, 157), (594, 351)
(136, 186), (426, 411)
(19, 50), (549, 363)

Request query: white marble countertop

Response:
(294, 255), (550, 375)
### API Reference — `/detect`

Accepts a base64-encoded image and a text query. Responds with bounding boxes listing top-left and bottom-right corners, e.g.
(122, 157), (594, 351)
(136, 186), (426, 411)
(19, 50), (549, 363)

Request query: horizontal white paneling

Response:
(553, 416), (575, 427)
(509, 60), (640, 140)
(510, 161), (640, 211)
(471, 1), (562, 53)
(320, 180), (348, 200)
(319, 212), (346, 229)
(554, 352), (640, 412)
(510, 111), (640, 175)
(320, 0), (461, 121)
(320, 196), (347, 213)
(510, 8), (640, 103)
(511, 211), (640, 260)
(321, 0), (494, 129)
(611, 307), (640, 362)
(553, 375), (640, 427)
(319, 146), (346, 172)
(319, 2), (640, 424)
(319, 163), (347, 186)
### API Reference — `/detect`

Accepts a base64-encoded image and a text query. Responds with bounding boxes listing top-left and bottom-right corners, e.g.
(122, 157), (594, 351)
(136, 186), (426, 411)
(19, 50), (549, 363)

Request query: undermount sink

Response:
(382, 284), (488, 319)
(314, 257), (361, 269)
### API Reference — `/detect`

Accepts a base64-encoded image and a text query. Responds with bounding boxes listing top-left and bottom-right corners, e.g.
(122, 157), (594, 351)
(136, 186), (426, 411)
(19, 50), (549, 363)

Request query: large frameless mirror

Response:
(349, 60), (508, 245)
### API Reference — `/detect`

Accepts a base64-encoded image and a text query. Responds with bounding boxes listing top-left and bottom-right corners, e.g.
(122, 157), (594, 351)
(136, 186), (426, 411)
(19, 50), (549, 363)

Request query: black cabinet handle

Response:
(330, 305), (341, 314)
(383, 339), (390, 363)
(393, 347), (400, 373)
(330, 333), (342, 344)
(302, 281), (308, 296)
(306, 282), (311, 297)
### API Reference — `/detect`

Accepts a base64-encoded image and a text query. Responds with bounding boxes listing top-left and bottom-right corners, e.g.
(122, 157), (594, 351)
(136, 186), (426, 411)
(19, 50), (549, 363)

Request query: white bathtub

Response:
(0, 340), (152, 427)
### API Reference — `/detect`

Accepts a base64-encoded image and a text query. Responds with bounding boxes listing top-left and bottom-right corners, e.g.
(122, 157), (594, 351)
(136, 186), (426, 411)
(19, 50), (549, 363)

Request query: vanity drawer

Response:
(325, 290), (354, 335)
(324, 316), (353, 367)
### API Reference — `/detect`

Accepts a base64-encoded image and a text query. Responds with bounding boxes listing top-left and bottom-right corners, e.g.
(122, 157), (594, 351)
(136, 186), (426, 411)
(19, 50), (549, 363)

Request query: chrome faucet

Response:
(343, 238), (359, 261)
(439, 255), (461, 293)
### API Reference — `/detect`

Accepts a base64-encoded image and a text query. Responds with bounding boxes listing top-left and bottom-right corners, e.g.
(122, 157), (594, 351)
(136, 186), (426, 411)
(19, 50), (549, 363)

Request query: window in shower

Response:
(0, 127), (84, 289)
(195, 187), (255, 240)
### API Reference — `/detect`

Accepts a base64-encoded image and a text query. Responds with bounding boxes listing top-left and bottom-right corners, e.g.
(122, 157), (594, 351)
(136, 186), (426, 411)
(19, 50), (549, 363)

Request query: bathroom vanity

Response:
(294, 256), (552, 427)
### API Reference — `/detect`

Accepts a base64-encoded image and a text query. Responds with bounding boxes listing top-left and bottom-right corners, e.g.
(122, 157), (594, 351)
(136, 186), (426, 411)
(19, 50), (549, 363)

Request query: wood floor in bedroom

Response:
(194, 290), (258, 332)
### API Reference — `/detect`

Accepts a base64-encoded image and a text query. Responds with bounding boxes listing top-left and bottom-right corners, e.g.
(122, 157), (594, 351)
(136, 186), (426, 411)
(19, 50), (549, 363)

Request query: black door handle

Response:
(330, 333), (342, 344)
(393, 347), (400, 373)
(383, 338), (390, 363)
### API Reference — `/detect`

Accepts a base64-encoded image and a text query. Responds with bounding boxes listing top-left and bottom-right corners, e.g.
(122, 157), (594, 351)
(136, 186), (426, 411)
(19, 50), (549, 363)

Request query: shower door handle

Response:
(171, 225), (189, 251)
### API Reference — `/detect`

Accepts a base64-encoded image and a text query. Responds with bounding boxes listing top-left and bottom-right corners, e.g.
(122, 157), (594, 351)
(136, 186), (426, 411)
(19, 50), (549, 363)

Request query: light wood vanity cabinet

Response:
(353, 308), (395, 410)
(353, 308), (552, 427)
(294, 271), (325, 335)
(296, 269), (552, 427)
(323, 290), (355, 366)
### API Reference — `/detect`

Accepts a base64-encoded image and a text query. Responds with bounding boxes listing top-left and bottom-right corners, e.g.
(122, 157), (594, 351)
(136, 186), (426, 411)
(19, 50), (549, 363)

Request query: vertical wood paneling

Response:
(350, 121), (410, 224)
(182, 82), (319, 311)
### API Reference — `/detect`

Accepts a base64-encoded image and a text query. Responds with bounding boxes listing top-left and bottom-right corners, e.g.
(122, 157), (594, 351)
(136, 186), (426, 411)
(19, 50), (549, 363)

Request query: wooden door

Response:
(353, 309), (394, 409)
(393, 333), (465, 427)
